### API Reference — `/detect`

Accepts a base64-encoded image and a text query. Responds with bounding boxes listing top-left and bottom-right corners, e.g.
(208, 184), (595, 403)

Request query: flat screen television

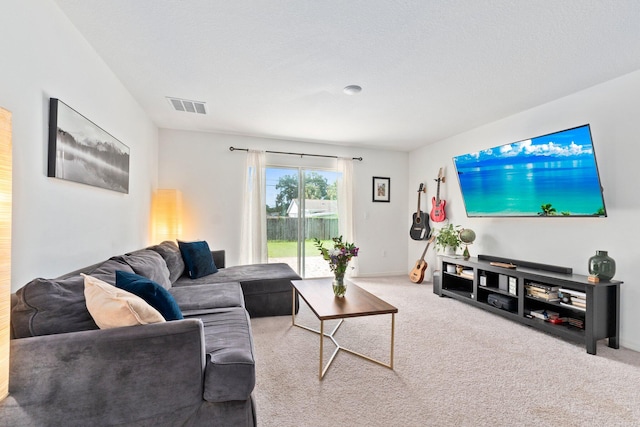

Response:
(452, 124), (607, 217)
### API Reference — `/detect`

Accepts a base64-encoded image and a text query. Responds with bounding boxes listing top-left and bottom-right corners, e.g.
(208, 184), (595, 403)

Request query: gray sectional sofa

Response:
(0, 241), (301, 427)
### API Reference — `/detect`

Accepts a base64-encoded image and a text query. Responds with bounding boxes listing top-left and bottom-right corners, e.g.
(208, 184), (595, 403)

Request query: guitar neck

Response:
(419, 239), (433, 261)
(434, 168), (443, 204)
(415, 184), (425, 213)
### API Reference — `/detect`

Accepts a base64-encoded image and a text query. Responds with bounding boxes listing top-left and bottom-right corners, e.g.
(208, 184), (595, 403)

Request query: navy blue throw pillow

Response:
(177, 240), (218, 279)
(115, 270), (183, 321)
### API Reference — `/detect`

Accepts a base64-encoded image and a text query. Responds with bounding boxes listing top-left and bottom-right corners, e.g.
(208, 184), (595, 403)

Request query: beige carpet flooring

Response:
(250, 276), (640, 427)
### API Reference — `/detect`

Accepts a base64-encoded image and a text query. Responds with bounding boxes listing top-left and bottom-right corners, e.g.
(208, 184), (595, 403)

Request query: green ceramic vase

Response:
(588, 250), (616, 281)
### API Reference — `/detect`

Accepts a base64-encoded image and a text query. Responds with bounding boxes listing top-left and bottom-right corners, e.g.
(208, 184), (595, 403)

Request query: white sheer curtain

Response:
(337, 157), (357, 276)
(239, 150), (267, 265)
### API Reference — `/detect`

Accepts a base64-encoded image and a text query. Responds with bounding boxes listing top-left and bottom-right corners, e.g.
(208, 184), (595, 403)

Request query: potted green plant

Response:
(435, 224), (462, 254)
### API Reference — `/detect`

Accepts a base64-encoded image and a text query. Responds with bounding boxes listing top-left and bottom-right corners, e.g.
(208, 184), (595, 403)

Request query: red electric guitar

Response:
(430, 168), (446, 222)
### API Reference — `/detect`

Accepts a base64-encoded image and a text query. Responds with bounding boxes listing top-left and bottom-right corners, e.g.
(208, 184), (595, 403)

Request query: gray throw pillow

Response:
(12, 275), (97, 338)
(11, 258), (135, 338)
(121, 249), (172, 289)
(148, 241), (186, 284)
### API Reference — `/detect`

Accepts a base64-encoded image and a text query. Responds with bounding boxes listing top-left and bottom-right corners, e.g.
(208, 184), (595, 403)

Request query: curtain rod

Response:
(229, 146), (363, 161)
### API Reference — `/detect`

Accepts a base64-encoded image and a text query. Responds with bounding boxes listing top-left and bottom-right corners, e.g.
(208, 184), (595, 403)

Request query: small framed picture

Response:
(372, 177), (390, 202)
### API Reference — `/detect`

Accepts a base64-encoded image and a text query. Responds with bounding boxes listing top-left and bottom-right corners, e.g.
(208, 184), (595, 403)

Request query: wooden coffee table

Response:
(291, 278), (398, 379)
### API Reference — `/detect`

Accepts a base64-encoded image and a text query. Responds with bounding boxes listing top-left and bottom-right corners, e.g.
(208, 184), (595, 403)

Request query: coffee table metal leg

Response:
(291, 288), (296, 326)
(319, 320), (324, 379)
(390, 312), (395, 369)
(337, 313), (394, 371)
(291, 289), (394, 379)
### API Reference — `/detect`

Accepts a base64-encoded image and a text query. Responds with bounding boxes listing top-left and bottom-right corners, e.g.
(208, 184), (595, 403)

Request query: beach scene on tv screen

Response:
(453, 125), (606, 217)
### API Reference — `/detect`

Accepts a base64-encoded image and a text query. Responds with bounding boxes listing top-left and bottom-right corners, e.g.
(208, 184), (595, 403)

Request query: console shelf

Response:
(435, 256), (622, 355)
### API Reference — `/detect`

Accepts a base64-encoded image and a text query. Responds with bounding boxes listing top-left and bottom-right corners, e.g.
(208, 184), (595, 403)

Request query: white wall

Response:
(1, 1), (158, 290)
(158, 130), (408, 276)
(409, 69), (640, 351)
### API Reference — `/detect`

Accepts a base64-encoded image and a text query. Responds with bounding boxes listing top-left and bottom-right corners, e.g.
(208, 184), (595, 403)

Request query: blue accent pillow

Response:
(177, 240), (218, 279)
(115, 271), (183, 321)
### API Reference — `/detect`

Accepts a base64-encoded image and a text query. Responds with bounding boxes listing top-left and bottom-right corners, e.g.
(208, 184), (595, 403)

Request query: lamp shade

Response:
(152, 189), (183, 244)
(0, 107), (12, 401)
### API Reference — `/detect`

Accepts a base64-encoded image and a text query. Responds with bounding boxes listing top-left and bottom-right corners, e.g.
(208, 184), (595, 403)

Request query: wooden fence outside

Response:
(267, 217), (338, 241)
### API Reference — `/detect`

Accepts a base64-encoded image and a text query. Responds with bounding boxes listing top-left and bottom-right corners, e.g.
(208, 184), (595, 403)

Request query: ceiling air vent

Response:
(166, 97), (207, 114)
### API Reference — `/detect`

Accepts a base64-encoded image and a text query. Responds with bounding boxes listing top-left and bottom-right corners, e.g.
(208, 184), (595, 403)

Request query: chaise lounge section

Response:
(1, 241), (301, 426)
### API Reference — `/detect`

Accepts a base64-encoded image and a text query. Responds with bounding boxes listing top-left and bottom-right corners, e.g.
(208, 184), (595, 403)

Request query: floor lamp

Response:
(0, 107), (12, 401)
(152, 189), (183, 244)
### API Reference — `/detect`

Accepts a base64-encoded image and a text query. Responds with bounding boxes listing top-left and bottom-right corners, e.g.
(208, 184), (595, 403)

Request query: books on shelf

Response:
(527, 282), (560, 292)
(559, 288), (586, 298)
(558, 288), (587, 310)
(571, 299), (586, 308)
(525, 283), (560, 301)
(566, 317), (585, 329)
(459, 269), (474, 280)
(528, 309), (560, 320)
(561, 302), (585, 312)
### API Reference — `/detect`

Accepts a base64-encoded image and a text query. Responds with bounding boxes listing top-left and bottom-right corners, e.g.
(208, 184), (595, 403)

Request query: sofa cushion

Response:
(12, 275), (96, 338)
(91, 258), (136, 285)
(83, 274), (165, 329)
(172, 262), (301, 317)
(178, 240), (218, 279)
(172, 263), (297, 288)
(148, 240), (186, 283)
(121, 249), (172, 289)
(193, 307), (255, 403)
(169, 282), (244, 316)
(11, 258), (135, 338)
(115, 270), (183, 321)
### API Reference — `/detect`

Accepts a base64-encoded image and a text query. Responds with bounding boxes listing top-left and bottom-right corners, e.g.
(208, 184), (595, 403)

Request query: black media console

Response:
(435, 255), (622, 355)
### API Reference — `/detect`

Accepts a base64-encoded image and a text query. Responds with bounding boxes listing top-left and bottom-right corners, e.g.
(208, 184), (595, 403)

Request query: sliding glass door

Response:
(266, 167), (340, 278)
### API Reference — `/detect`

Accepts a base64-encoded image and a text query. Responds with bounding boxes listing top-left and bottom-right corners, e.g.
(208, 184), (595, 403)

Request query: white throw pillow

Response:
(82, 273), (165, 329)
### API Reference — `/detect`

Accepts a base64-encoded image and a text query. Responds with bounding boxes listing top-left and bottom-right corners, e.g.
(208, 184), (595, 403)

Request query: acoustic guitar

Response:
(430, 168), (446, 223)
(410, 183), (430, 240)
(409, 235), (436, 284)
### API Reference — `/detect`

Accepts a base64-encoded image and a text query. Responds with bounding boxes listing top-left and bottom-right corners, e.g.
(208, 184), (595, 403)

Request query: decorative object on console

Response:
(313, 236), (359, 297)
(152, 189), (183, 243)
(47, 98), (130, 193)
(372, 176), (390, 202)
(459, 228), (476, 259)
(0, 107), (12, 401)
(434, 223), (462, 254)
(588, 250), (616, 282)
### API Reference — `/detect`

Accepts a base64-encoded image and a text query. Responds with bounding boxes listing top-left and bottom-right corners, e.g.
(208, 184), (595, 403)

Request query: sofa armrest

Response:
(1, 320), (206, 426)
(212, 250), (225, 269)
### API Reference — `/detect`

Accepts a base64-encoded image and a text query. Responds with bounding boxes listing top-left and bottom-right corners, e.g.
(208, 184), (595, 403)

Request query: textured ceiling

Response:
(53, 0), (640, 151)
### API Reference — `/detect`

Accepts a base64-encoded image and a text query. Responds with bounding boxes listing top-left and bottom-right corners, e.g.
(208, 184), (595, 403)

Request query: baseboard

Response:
(620, 338), (640, 353)
(353, 271), (408, 278)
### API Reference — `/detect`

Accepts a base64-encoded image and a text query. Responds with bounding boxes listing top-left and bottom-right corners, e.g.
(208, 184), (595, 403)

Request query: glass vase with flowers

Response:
(313, 236), (359, 297)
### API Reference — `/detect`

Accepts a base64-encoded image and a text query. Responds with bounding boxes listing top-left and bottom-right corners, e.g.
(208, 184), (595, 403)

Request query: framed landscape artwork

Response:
(48, 98), (130, 193)
(372, 176), (390, 202)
